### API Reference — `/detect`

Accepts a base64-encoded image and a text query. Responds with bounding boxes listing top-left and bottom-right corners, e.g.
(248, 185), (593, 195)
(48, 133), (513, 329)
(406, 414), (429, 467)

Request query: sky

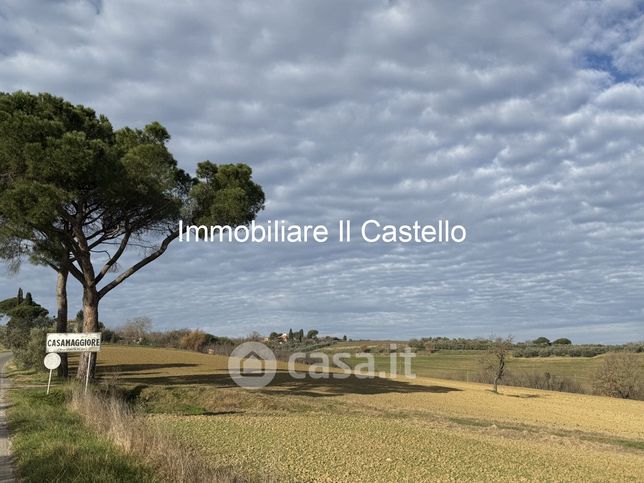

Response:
(1, 0), (644, 343)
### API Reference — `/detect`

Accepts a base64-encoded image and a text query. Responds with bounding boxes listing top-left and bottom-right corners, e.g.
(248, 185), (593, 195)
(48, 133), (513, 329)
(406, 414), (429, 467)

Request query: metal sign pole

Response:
(43, 352), (61, 395)
(84, 351), (92, 395)
(47, 369), (53, 395)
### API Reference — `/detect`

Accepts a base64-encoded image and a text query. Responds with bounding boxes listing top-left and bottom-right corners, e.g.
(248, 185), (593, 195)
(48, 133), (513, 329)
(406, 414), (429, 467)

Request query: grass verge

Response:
(7, 383), (246, 482)
(69, 385), (244, 482)
(7, 387), (155, 482)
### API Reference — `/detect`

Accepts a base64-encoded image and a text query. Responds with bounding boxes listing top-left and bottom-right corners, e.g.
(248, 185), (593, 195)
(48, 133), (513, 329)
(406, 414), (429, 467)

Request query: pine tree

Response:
(17, 288), (23, 304)
(0, 93), (264, 381)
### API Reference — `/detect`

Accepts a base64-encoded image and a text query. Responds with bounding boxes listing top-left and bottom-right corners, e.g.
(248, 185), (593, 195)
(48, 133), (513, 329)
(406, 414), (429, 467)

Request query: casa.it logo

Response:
(228, 342), (277, 389)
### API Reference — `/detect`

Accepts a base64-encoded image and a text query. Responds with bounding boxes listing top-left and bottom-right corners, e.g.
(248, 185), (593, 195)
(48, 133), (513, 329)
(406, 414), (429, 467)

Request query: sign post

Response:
(45, 332), (102, 395)
(85, 352), (92, 395)
(43, 353), (62, 395)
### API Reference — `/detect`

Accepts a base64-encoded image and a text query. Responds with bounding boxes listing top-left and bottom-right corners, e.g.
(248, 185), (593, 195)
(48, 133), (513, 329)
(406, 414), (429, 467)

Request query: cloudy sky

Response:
(1, 0), (644, 343)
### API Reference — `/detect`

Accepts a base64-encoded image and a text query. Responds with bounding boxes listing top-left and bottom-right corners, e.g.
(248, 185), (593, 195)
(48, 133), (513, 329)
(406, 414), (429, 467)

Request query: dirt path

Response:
(0, 352), (15, 483)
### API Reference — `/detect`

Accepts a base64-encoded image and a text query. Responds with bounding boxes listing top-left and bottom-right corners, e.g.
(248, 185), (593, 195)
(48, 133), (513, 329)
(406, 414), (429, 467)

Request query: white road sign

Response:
(46, 332), (102, 353)
(44, 352), (61, 370)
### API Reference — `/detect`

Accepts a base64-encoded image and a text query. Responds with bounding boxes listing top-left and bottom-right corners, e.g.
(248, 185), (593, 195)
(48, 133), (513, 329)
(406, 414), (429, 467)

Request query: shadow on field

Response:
(99, 363), (199, 375)
(99, 368), (461, 397)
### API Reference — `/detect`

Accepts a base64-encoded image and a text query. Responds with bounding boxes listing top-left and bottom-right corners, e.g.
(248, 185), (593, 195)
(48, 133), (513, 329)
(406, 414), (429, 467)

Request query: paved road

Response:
(0, 352), (15, 483)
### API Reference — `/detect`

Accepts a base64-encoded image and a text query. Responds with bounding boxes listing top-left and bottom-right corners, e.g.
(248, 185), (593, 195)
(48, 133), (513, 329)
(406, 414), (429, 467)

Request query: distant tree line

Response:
(101, 317), (236, 355)
(406, 336), (644, 358)
(268, 328), (321, 343)
(408, 334), (643, 400)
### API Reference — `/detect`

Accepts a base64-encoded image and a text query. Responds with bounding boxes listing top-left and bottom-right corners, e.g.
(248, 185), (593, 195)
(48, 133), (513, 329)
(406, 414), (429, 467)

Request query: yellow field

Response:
(97, 345), (644, 482)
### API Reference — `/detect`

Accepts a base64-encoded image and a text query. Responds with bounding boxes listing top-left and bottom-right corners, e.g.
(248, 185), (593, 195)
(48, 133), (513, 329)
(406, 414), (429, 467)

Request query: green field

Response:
(322, 342), (644, 392)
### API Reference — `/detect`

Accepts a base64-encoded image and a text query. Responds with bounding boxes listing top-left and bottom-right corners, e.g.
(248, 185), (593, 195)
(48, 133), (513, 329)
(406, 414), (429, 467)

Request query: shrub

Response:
(408, 338), (424, 351)
(145, 329), (191, 348)
(593, 352), (643, 399)
(423, 341), (436, 353)
(102, 328), (121, 343)
(178, 330), (212, 352)
(13, 326), (49, 371)
(623, 342), (644, 353)
(511, 371), (583, 393)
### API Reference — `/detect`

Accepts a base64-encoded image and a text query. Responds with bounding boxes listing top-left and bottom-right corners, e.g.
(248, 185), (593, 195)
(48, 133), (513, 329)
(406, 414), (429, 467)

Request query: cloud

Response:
(1, 0), (644, 343)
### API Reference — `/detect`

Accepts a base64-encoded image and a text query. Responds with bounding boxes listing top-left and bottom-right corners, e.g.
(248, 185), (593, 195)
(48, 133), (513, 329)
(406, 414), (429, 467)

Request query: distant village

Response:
(264, 329), (347, 346)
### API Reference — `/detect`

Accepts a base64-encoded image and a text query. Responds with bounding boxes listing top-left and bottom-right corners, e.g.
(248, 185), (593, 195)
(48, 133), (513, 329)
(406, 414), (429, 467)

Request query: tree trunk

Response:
(55, 269), (69, 378)
(76, 285), (100, 381)
(492, 376), (500, 393)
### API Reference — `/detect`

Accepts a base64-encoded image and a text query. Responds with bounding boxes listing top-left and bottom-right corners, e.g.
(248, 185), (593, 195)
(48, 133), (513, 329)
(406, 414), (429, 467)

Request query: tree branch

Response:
(44, 261), (61, 272)
(94, 231), (131, 285)
(98, 230), (179, 299)
(67, 261), (85, 284)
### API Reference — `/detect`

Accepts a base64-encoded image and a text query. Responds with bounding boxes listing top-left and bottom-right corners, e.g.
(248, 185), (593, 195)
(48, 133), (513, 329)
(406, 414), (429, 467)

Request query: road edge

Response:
(0, 352), (16, 483)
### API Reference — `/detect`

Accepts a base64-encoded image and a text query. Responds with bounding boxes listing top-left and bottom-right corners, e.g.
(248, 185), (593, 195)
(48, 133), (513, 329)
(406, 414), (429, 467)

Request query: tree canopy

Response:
(0, 91), (265, 379)
(552, 338), (572, 345)
(533, 337), (551, 346)
(0, 287), (48, 321)
(0, 288), (51, 366)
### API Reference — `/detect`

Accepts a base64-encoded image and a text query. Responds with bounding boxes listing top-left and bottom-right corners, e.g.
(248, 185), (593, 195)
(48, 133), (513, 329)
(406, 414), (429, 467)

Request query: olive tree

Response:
(480, 336), (513, 393)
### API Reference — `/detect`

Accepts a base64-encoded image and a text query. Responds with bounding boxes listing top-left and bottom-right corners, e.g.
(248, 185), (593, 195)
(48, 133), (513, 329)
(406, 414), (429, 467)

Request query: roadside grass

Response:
(5, 357), (245, 483)
(7, 387), (155, 483)
(3, 364), (50, 385)
(69, 386), (244, 482)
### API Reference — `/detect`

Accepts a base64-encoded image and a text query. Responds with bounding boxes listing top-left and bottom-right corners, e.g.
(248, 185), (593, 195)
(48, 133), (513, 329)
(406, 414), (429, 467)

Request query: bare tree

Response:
(246, 331), (263, 342)
(593, 352), (642, 399)
(119, 317), (152, 343)
(482, 336), (513, 393)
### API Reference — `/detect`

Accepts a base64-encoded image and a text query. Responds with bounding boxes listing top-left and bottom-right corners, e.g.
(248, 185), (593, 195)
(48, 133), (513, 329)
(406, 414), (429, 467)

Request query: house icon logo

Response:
(229, 342), (277, 389)
(241, 351), (266, 375)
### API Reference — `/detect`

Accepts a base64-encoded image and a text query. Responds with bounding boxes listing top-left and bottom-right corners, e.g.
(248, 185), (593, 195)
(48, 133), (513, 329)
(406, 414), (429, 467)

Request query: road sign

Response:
(46, 332), (101, 353)
(43, 352), (62, 395)
(44, 352), (61, 370)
